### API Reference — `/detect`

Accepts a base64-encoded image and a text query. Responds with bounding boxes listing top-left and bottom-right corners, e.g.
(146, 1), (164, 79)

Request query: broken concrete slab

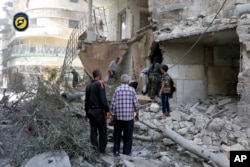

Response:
(230, 143), (245, 151)
(207, 118), (225, 131)
(194, 116), (208, 131)
(205, 105), (217, 115)
(22, 151), (71, 167)
(170, 111), (182, 121)
(162, 138), (175, 146)
(137, 95), (152, 105)
(119, 154), (167, 167)
(196, 106), (207, 112)
(218, 98), (232, 107)
(178, 127), (189, 135)
(148, 129), (161, 139)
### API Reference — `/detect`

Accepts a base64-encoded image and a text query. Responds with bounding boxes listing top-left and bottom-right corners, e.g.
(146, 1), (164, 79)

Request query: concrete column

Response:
(236, 17), (250, 127)
(88, 0), (93, 29)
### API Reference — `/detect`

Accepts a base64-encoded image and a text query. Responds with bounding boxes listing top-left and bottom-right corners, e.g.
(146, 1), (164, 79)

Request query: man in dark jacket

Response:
(85, 69), (110, 153)
(71, 69), (79, 88)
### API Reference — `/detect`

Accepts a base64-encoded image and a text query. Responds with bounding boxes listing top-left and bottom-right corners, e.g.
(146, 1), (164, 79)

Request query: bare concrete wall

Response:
(236, 15), (250, 124)
(160, 42), (207, 104)
(207, 46), (240, 95)
(107, 0), (147, 41)
(78, 42), (128, 81)
(78, 30), (153, 90)
(160, 42), (239, 104)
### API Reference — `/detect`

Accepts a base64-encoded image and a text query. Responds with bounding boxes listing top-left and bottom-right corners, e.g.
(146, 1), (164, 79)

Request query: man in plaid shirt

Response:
(111, 74), (140, 156)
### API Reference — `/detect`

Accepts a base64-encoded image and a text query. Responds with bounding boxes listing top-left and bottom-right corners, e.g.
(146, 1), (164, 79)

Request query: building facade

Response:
(0, 0), (88, 88)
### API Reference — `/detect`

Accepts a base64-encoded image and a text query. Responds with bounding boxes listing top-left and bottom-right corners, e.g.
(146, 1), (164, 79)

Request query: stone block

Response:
(22, 151), (71, 167)
(178, 127), (189, 135)
(150, 103), (160, 113)
(137, 95), (152, 105)
(207, 118), (225, 131)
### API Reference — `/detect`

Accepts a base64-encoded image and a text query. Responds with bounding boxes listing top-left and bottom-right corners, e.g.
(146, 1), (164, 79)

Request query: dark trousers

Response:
(108, 70), (116, 79)
(72, 80), (78, 88)
(88, 108), (107, 153)
(113, 119), (134, 155)
(161, 93), (170, 114)
(148, 75), (159, 99)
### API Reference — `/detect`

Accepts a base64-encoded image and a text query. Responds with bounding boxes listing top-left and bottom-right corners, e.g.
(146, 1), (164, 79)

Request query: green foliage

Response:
(48, 69), (58, 82)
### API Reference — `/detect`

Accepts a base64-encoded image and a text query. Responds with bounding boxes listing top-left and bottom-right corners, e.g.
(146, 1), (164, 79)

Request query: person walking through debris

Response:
(111, 74), (140, 156)
(159, 64), (171, 118)
(108, 57), (120, 80)
(140, 67), (149, 95)
(71, 69), (79, 88)
(147, 57), (161, 99)
(128, 74), (138, 90)
(85, 69), (110, 154)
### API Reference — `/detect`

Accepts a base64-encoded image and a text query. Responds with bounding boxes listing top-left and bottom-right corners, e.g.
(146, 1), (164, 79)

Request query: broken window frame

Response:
(117, 9), (126, 40)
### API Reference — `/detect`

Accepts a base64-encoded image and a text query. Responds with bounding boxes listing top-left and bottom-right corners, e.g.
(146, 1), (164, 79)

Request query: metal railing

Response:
(58, 16), (88, 83)
(4, 44), (67, 60)
(58, 7), (108, 85)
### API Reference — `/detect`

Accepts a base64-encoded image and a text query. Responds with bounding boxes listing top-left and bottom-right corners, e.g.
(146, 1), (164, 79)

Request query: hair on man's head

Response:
(120, 74), (129, 84)
(93, 69), (101, 78)
(161, 64), (168, 72)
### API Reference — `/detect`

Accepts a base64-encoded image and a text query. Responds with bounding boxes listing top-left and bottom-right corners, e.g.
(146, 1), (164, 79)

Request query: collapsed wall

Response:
(78, 29), (154, 89)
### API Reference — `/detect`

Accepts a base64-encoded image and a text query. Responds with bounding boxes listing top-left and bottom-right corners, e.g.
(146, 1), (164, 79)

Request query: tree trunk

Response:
(61, 92), (85, 101)
(133, 134), (164, 142)
(140, 120), (229, 167)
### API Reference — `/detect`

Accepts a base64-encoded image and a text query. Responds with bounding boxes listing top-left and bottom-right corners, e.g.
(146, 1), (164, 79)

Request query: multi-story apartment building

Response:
(0, 0), (88, 88)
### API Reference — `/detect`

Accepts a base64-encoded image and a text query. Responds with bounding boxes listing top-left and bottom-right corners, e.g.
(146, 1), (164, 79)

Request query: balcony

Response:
(3, 44), (67, 61)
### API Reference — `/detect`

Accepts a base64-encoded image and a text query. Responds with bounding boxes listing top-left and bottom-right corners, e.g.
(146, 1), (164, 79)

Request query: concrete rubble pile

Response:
(97, 96), (249, 167)
(100, 95), (248, 167)
(1, 94), (249, 167)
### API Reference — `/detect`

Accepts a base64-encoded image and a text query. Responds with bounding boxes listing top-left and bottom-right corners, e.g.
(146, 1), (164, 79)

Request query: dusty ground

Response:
(0, 85), (247, 167)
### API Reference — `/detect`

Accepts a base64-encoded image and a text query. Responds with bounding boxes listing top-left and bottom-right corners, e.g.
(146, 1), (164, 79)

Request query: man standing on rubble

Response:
(85, 69), (110, 154)
(71, 69), (79, 88)
(147, 57), (161, 99)
(108, 57), (120, 80)
(111, 74), (140, 156)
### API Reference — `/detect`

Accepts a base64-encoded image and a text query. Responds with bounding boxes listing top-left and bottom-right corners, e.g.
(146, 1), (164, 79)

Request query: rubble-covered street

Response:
(1, 82), (248, 167)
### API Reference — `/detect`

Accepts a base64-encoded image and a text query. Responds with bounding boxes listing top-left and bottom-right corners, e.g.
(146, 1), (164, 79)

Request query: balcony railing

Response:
(3, 44), (68, 61)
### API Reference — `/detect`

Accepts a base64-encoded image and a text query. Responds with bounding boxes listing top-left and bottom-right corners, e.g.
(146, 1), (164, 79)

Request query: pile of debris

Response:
(1, 86), (249, 167)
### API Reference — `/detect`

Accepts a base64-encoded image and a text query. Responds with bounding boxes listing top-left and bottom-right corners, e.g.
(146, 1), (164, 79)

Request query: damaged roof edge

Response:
(155, 24), (237, 42)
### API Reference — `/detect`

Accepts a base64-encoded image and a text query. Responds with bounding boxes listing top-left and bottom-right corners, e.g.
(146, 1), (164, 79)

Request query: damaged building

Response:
(0, 0), (88, 88)
(76, 0), (250, 123)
